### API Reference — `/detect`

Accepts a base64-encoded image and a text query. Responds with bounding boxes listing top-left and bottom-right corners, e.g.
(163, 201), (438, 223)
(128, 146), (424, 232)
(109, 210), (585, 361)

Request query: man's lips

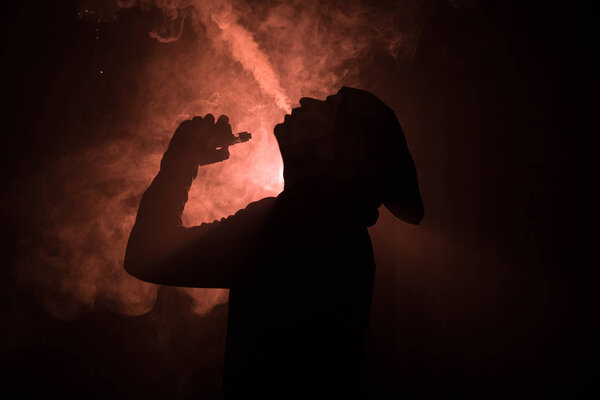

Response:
(280, 106), (302, 125)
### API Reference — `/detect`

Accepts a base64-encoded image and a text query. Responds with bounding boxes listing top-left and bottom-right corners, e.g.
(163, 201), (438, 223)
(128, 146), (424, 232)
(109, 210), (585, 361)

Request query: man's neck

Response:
(280, 178), (381, 227)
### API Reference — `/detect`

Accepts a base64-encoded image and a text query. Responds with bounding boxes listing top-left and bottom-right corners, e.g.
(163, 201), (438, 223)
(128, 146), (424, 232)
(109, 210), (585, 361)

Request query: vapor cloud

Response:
(18, 0), (424, 319)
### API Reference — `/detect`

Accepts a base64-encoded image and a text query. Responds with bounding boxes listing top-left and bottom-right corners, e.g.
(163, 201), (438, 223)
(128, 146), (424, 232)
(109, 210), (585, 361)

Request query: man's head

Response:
(274, 86), (424, 224)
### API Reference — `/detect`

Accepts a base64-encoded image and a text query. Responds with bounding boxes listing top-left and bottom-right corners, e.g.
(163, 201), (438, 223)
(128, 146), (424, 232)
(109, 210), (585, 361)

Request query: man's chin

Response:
(274, 122), (286, 137)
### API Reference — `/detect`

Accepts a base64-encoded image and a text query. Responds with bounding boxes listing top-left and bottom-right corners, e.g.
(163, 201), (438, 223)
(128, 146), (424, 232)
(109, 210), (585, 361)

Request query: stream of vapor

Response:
(204, 2), (291, 113)
(17, 0), (423, 319)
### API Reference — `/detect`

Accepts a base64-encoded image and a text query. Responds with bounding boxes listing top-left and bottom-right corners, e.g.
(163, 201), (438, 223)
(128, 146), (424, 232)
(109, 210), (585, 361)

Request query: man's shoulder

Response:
(246, 196), (278, 209)
(230, 197), (278, 221)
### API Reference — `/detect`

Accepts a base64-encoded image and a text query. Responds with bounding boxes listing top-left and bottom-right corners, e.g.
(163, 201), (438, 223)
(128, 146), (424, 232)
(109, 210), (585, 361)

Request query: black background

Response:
(2, 0), (598, 398)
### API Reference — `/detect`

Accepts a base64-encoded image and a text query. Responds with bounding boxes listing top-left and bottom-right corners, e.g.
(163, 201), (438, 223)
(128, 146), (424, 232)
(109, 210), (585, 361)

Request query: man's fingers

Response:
(177, 119), (194, 131)
(216, 114), (229, 125)
(188, 116), (203, 135)
(215, 114), (233, 137)
(172, 114), (234, 159)
(203, 114), (215, 125)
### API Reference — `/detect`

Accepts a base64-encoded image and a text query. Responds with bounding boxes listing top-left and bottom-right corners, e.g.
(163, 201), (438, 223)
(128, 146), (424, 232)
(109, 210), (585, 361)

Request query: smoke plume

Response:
(17, 0), (423, 319)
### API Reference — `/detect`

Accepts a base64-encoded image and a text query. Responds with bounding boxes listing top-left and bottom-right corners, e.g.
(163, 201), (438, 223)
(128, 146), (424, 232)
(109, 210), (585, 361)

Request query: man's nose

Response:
(299, 97), (321, 108)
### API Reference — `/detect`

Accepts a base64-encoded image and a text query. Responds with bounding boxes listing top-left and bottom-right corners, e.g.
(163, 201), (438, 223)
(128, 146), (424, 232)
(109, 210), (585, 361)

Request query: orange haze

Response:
(19, 0), (421, 319)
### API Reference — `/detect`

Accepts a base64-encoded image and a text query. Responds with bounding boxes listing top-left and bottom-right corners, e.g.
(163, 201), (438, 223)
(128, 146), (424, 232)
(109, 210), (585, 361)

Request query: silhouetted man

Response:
(124, 86), (423, 399)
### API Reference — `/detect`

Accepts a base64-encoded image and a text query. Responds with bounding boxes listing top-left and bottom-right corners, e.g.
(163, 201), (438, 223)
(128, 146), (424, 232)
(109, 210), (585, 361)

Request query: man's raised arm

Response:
(124, 114), (273, 288)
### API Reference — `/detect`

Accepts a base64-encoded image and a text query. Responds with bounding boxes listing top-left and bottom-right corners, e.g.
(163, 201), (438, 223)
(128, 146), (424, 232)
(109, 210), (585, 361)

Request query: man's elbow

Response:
(124, 251), (147, 281)
(123, 243), (162, 284)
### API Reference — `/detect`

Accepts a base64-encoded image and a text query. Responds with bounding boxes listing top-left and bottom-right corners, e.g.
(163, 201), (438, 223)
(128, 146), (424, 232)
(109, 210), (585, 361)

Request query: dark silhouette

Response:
(124, 86), (423, 399)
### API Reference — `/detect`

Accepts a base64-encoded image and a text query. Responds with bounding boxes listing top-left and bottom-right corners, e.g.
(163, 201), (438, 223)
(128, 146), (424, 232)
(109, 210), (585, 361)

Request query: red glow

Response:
(21, 0), (418, 319)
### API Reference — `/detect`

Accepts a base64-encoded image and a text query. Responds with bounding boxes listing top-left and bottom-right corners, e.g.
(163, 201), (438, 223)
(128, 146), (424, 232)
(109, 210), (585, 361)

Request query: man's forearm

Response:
(124, 114), (239, 286)
(137, 152), (198, 232)
(124, 151), (199, 280)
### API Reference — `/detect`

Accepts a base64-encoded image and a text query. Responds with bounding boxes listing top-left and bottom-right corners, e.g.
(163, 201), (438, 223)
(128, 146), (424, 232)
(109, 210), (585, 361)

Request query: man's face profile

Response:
(274, 93), (343, 187)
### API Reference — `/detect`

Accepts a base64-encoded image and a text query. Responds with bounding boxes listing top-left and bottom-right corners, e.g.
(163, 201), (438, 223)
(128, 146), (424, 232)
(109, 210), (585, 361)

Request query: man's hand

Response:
(164, 114), (234, 169)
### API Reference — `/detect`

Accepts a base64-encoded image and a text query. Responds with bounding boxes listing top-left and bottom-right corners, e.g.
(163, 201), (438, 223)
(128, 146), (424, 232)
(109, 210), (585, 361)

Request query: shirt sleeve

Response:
(126, 196), (276, 288)
(123, 146), (277, 288)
